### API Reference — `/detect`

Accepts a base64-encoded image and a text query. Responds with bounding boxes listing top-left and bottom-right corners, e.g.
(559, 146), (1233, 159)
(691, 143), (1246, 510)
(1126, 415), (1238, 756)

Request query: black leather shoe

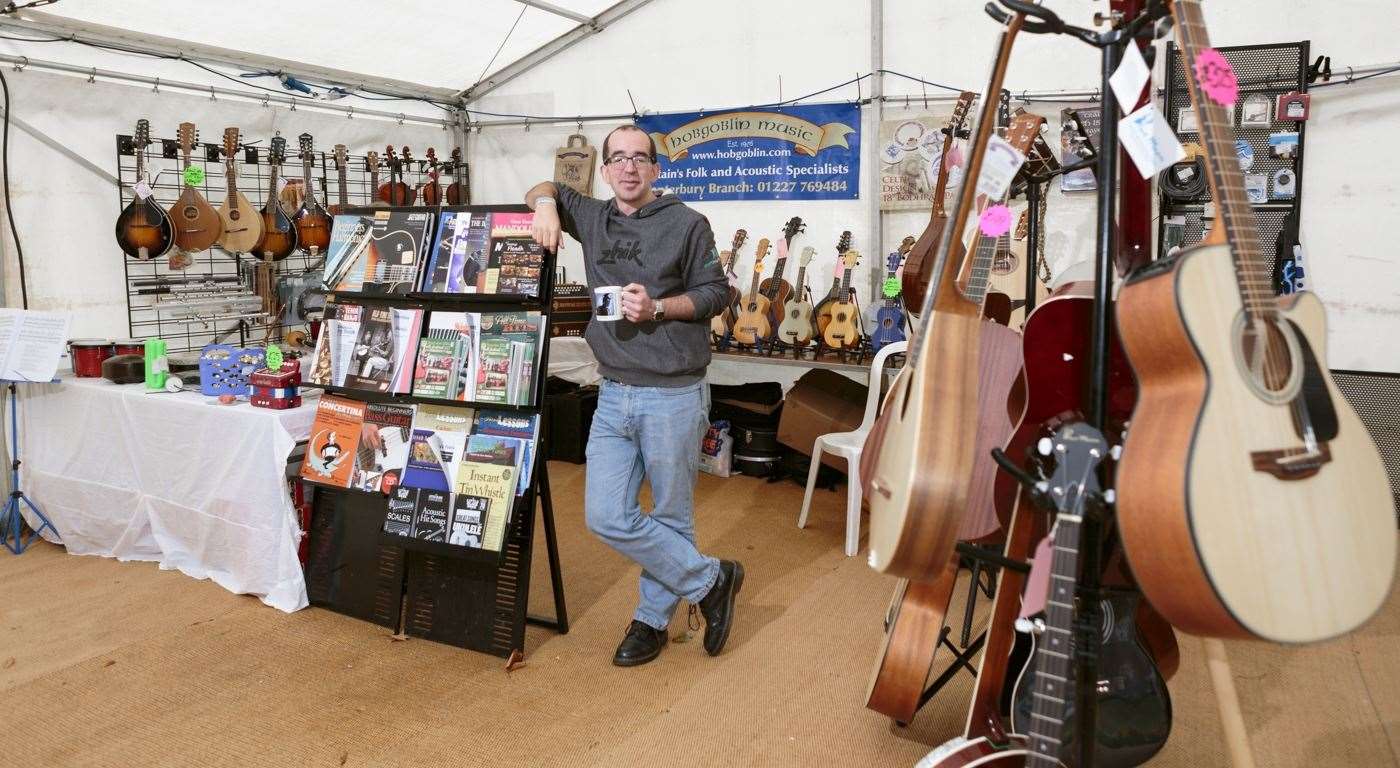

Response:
(698, 560), (744, 656)
(612, 620), (668, 667)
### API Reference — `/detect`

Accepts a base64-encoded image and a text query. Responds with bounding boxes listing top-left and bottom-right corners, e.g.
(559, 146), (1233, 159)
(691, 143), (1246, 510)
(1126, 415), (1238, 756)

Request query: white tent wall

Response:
(468, 0), (1400, 374)
(0, 68), (450, 338)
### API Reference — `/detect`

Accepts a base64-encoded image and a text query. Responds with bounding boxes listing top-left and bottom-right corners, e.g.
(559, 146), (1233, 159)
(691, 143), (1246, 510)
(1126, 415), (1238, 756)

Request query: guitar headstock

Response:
(948, 91), (976, 134)
(1044, 422), (1108, 513)
(174, 121), (193, 153)
(782, 216), (805, 244)
(731, 228), (748, 252)
(366, 150), (380, 173)
(1015, 209), (1030, 240)
(997, 89), (1011, 129)
(333, 144), (348, 170)
(752, 238), (771, 273)
(270, 135), (288, 166)
(798, 246), (816, 267)
(835, 230), (852, 257)
(898, 235), (916, 255)
(1007, 111), (1045, 155)
(222, 127), (240, 159)
(298, 133), (314, 160)
(842, 250), (860, 269)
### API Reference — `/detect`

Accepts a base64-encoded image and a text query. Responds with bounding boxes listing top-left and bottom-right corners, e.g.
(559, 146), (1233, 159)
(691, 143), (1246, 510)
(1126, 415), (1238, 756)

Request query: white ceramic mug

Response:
(593, 285), (623, 321)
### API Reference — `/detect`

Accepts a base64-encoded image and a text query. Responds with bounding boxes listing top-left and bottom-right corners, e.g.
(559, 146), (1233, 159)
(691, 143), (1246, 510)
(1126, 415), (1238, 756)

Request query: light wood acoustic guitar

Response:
(168, 121), (223, 253)
(776, 246), (818, 347)
(216, 127), (265, 254)
(730, 238), (772, 345)
(710, 228), (747, 342)
(1115, 0), (1396, 643)
(820, 249), (862, 350)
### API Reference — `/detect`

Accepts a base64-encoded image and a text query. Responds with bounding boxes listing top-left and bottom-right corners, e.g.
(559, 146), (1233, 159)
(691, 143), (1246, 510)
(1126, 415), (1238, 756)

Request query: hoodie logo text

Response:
(599, 239), (642, 266)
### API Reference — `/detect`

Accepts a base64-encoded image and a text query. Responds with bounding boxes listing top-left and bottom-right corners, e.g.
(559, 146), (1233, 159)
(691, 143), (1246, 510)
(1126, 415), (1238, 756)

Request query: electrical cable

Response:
(1159, 156), (1207, 201)
(473, 4), (528, 93)
(0, 65), (25, 309)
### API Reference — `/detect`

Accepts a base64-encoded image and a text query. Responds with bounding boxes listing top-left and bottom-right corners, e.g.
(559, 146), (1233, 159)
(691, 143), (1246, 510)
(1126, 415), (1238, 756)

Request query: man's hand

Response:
(620, 283), (656, 323)
(530, 204), (563, 253)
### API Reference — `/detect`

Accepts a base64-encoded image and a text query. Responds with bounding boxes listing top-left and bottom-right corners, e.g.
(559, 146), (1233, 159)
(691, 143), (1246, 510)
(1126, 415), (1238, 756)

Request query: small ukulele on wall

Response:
(870, 237), (914, 352)
(776, 246), (818, 348)
(710, 228), (748, 343)
(821, 249), (862, 350)
(731, 238), (772, 346)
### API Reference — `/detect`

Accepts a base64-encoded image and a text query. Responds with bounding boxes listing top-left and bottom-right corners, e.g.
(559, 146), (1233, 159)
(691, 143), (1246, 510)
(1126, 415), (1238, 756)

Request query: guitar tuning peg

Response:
(1036, 437), (1053, 456)
(1103, 489), (1117, 505)
(1110, 444), (1123, 460)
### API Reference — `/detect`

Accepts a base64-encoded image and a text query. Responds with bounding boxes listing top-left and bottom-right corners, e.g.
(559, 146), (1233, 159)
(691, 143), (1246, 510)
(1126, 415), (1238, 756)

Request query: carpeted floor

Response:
(2, 462), (1397, 767)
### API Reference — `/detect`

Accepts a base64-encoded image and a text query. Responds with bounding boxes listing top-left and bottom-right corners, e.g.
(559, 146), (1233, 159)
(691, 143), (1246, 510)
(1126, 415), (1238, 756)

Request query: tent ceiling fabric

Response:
(33, 0), (619, 91)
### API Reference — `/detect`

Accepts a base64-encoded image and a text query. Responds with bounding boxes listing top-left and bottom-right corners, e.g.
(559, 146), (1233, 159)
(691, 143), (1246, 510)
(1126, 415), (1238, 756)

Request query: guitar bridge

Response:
(1250, 443), (1331, 480)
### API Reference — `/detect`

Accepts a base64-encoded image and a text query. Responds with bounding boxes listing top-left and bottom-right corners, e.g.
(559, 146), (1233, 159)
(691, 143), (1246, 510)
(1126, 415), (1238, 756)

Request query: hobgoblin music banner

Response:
(635, 104), (860, 202)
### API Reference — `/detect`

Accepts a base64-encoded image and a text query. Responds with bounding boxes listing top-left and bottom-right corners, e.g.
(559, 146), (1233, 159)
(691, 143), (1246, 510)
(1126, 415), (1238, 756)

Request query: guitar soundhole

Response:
(992, 253), (1017, 275)
(181, 206), (199, 221)
(229, 210), (241, 221)
(1233, 314), (1302, 403)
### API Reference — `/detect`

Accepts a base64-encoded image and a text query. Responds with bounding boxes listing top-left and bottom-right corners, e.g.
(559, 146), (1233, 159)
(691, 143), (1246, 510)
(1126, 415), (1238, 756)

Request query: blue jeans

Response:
(585, 379), (720, 630)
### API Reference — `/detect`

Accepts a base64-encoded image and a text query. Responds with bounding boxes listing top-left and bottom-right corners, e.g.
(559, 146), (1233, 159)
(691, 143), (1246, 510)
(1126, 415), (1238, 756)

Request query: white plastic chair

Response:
(797, 340), (907, 556)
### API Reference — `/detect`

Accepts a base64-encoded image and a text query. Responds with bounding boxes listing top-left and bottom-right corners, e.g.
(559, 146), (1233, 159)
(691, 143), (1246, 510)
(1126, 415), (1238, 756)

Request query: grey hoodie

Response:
(556, 184), (728, 387)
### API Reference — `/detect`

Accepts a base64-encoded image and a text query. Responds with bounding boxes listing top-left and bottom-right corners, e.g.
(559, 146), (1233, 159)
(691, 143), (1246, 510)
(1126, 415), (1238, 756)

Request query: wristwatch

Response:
(651, 299), (666, 322)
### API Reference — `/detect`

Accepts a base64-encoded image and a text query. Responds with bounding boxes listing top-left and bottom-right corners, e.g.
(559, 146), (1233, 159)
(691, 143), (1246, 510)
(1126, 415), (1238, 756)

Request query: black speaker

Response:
(545, 378), (598, 464)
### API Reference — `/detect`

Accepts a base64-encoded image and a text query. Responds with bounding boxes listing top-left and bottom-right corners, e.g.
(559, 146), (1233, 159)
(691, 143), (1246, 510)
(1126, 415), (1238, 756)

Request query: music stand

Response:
(0, 380), (59, 554)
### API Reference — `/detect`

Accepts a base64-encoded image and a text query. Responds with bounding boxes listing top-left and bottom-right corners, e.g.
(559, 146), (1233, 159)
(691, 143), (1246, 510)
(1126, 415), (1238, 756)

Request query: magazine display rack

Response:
(304, 204), (567, 660)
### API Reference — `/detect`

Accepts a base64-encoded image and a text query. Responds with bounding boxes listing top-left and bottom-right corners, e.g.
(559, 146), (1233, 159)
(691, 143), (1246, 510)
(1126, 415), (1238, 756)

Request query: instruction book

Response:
(0, 309), (70, 382)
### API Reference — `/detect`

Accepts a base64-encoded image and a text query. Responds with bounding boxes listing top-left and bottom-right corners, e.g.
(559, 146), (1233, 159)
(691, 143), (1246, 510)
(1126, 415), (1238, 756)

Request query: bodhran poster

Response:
(878, 109), (968, 211)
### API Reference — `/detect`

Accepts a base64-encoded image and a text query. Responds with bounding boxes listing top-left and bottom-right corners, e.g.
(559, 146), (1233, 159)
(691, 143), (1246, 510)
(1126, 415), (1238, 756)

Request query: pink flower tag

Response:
(979, 204), (1011, 237)
(1195, 48), (1238, 106)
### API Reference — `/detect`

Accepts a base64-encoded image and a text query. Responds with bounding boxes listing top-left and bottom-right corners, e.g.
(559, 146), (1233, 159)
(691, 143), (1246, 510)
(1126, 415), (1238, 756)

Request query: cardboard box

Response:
(777, 369), (869, 472)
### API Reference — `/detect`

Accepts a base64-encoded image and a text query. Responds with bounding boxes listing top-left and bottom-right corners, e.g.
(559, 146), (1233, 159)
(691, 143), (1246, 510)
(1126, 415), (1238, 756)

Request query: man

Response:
(526, 124), (744, 667)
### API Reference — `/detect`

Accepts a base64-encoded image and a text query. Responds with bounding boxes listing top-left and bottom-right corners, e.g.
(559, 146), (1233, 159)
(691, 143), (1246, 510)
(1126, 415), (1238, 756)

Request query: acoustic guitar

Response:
(366, 150), (389, 208)
(420, 147), (443, 206)
(293, 133), (333, 254)
(330, 144), (351, 215)
(869, 237), (914, 353)
(775, 246), (818, 347)
(901, 91), (976, 315)
(1115, 0), (1396, 643)
(819, 250), (862, 350)
(813, 231), (852, 337)
(256, 135), (298, 261)
(216, 127), (265, 254)
(167, 121), (222, 253)
(115, 118), (174, 260)
(710, 229), (747, 342)
(986, 208), (1050, 328)
(730, 238), (772, 345)
(378, 145), (414, 205)
(445, 147), (468, 205)
(759, 216), (804, 322)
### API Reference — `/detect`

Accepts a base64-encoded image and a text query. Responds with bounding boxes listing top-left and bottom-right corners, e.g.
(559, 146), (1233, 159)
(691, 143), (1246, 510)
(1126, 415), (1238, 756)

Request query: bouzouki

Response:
(1115, 0), (1396, 643)
(420, 147), (442, 206)
(366, 150), (389, 208)
(870, 237), (914, 352)
(293, 133), (333, 255)
(256, 135), (298, 261)
(820, 250), (862, 350)
(116, 118), (175, 260)
(710, 229), (747, 342)
(330, 144), (350, 215)
(730, 239), (772, 345)
(775, 246), (818, 348)
(216, 127), (265, 254)
(902, 91), (976, 315)
(167, 121), (222, 253)
(813, 231), (852, 336)
(445, 147), (468, 205)
(759, 216), (804, 322)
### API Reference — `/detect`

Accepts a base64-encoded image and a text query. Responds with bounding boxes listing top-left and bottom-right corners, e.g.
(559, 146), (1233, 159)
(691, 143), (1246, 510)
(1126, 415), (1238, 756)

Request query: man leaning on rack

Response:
(525, 124), (744, 668)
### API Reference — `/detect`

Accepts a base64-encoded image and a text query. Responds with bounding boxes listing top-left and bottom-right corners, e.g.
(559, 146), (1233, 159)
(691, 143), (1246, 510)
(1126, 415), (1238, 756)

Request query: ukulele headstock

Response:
(842, 250), (861, 270)
(886, 250), (903, 274)
(1007, 112), (1045, 154)
(798, 246), (816, 267)
(222, 127), (240, 160)
(946, 91), (976, 136)
(333, 144), (348, 170)
(731, 228), (748, 253)
(835, 231), (852, 259)
(782, 216), (805, 244)
(752, 239), (771, 273)
(270, 135), (288, 166)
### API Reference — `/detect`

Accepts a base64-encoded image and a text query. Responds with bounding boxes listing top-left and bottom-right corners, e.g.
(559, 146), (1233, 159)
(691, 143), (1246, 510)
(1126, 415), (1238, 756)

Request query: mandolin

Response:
(1115, 0), (1395, 643)
(329, 144), (350, 215)
(365, 150), (389, 208)
(445, 147), (468, 205)
(759, 216), (803, 322)
(775, 246), (818, 347)
(115, 118), (175, 260)
(216, 127), (265, 254)
(256, 134), (298, 261)
(167, 121), (223, 253)
(419, 147), (442, 206)
(813, 231), (852, 336)
(293, 133), (333, 254)
(730, 238), (772, 345)
(902, 91), (976, 315)
(870, 237), (914, 353)
(819, 250), (862, 350)
(378, 145), (414, 205)
(710, 229), (747, 343)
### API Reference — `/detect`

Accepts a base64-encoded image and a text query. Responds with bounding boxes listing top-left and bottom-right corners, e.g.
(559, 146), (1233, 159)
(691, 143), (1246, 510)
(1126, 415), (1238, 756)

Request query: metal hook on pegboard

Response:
(209, 86), (217, 102)
(397, 113), (405, 125)
(151, 76), (159, 93)
(86, 67), (96, 84)
(11, 56), (26, 73)
(346, 106), (354, 119)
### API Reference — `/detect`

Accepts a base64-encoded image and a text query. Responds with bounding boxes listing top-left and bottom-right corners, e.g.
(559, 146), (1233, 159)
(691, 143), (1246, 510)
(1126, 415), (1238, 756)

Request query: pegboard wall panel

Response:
(1332, 370), (1400, 519)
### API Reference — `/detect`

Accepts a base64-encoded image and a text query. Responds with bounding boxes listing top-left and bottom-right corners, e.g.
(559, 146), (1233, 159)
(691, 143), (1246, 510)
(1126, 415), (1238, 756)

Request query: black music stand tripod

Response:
(0, 381), (58, 554)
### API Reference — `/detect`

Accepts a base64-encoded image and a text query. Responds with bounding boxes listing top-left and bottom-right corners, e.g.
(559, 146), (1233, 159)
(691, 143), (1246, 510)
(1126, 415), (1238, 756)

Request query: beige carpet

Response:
(1, 462), (1397, 767)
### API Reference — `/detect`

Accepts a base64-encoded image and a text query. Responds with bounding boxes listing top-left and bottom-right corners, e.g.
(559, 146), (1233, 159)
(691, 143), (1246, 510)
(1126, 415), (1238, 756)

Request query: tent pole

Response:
(868, 0), (884, 306)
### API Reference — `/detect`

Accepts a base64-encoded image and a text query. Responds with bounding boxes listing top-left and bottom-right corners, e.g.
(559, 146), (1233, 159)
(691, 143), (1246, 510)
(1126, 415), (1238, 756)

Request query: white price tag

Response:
(133, 180), (153, 200)
(1110, 43), (1151, 112)
(276, 177), (289, 195)
(1118, 104), (1186, 179)
(975, 134), (1025, 200)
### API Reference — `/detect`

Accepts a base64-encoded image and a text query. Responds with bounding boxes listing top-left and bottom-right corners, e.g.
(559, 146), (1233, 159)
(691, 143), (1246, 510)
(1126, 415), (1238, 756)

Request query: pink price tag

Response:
(1195, 48), (1238, 106)
(978, 204), (1012, 237)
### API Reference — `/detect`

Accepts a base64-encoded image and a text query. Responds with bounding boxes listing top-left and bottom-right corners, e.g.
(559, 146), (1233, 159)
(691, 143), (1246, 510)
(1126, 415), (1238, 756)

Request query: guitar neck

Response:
(838, 267), (854, 302)
(964, 226), (1000, 305)
(1025, 514), (1083, 766)
(268, 162), (279, 199)
(747, 271), (762, 301)
(303, 158), (317, 205)
(338, 165), (348, 205)
(767, 256), (788, 295)
(793, 265), (807, 301)
(226, 157), (237, 198)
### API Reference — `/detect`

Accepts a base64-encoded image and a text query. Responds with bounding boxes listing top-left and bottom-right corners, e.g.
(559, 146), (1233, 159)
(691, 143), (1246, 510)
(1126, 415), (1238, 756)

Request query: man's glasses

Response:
(604, 154), (655, 168)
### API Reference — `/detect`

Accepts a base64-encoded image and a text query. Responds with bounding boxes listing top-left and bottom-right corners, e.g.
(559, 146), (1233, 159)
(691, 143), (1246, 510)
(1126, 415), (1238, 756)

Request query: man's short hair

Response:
(603, 124), (657, 161)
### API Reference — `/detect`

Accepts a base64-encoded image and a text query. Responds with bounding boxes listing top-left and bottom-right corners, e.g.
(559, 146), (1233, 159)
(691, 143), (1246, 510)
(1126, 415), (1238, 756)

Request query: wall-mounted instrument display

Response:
(445, 147), (469, 205)
(731, 238), (772, 345)
(378, 145), (414, 206)
(419, 147), (442, 206)
(711, 229), (747, 342)
(115, 118), (174, 261)
(293, 133), (333, 255)
(819, 250), (862, 350)
(775, 246), (818, 348)
(1114, 0), (1396, 643)
(256, 135), (299, 262)
(901, 91), (976, 315)
(167, 121), (222, 254)
(215, 127), (266, 255)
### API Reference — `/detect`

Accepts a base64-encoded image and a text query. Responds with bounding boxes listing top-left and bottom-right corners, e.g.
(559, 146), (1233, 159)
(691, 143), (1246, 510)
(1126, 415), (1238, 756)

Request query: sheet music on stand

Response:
(0, 309), (71, 383)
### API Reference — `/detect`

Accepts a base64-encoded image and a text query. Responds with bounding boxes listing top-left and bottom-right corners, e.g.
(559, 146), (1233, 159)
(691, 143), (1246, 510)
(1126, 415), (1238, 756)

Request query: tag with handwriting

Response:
(1118, 104), (1186, 179)
(133, 180), (153, 200)
(975, 135), (1025, 200)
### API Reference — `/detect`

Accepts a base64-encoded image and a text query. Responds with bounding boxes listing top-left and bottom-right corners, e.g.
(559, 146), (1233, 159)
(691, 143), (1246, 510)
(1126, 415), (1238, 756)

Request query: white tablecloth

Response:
(17, 374), (318, 612)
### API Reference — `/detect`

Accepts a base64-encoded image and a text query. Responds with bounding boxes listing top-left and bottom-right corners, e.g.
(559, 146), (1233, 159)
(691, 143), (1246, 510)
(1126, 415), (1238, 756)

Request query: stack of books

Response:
(421, 211), (545, 299)
(411, 310), (544, 407)
(306, 302), (422, 394)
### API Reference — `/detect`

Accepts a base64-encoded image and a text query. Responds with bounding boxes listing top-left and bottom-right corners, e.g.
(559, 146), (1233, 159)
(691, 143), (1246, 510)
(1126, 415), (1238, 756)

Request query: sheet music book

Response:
(0, 309), (70, 382)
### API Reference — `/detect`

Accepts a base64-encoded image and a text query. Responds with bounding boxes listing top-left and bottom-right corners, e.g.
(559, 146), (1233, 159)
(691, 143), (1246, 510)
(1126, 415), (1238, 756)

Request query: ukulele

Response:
(445, 147), (468, 205)
(902, 91), (976, 315)
(710, 229), (748, 342)
(870, 237), (914, 352)
(256, 134), (298, 261)
(419, 148), (442, 206)
(813, 231), (852, 336)
(330, 144), (350, 215)
(216, 127), (265, 254)
(115, 118), (175, 260)
(775, 246), (818, 347)
(365, 150), (389, 208)
(759, 216), (804, 321)
(1115, 0), (1395, 643)
(167, 121), (222, 253)
(293, 133), (333, 254)
(378, 145), (414, 205)
(730, 239), (772, 345)
(820, 250), (861, 350)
